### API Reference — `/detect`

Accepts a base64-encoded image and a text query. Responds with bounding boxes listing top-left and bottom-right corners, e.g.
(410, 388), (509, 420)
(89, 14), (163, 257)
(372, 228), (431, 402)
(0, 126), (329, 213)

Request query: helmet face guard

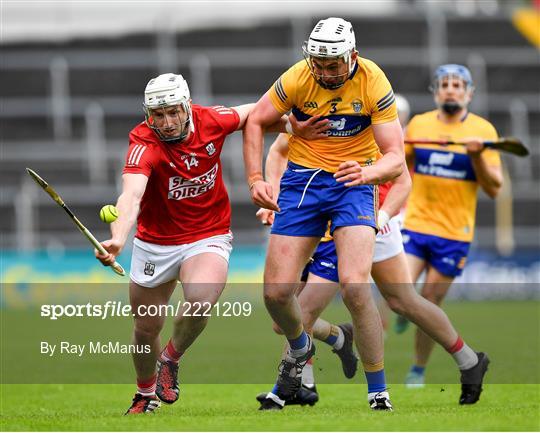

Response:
(144, 103), (192, 143)
(302, 43), (353, 90)
(143, 73), (193, 143)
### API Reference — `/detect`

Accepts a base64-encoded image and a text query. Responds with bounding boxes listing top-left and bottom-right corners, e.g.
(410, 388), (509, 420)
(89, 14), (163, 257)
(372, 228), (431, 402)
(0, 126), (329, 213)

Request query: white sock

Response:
(302, 360), (315, 387)
(452, 344), (478, 370)
(289, 336), (310, 358)
(367, 390), (389, 401)
(137, 380), (156, 397)
(332, 326), (345, 350)
(267, 392), (285, 407)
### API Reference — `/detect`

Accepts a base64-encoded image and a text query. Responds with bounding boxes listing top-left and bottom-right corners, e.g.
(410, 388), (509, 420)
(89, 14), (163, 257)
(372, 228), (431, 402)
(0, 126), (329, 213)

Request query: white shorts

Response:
(373, 216), (404, 263)
(130, 233), (233, 288)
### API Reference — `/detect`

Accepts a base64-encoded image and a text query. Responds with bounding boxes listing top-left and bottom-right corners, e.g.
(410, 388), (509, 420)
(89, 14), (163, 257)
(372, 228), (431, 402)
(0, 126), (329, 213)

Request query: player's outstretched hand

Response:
(289, 113), (331, 139)
(250, 181), (280, 212)
(256, 208), (275, 226)
(334, 161), (369, 187)
(461, 137), (485, 156)
(95, 239), (123, 267)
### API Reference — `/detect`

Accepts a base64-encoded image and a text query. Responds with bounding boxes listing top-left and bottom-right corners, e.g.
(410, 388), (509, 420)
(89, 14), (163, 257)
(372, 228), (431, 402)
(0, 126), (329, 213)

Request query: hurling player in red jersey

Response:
(95, 73), (288, 414)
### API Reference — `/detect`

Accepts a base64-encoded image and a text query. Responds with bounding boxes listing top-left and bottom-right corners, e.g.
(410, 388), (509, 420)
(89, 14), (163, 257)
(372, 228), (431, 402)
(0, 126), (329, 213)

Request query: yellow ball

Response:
(99, 205), (119, 223)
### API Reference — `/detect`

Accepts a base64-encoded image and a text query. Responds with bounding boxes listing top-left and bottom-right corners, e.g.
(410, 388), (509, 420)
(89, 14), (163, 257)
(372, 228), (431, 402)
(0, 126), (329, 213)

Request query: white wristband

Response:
(377, 210), (390, 229)
(285, 119), (293, 135)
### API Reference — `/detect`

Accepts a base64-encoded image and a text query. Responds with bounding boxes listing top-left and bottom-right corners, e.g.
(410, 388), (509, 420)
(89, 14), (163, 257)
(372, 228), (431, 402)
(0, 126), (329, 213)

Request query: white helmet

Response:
(143, 73), (193, 142)
(302, 17), (356, 89)
(395, 93), (411, 127)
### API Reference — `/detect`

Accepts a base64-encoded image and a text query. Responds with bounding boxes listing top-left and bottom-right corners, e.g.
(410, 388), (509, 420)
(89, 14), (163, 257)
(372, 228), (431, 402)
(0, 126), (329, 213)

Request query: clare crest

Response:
(352, 99), (363, 113)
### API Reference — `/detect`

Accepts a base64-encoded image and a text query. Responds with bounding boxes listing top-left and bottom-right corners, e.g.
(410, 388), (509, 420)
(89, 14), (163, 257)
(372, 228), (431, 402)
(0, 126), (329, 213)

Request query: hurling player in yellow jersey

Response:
(243, 17), (403, 411)
(400, 64), (503, 390)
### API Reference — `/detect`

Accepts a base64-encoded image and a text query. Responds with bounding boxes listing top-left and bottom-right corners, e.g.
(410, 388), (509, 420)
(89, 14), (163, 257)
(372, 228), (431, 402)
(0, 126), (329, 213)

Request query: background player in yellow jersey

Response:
(400, 64), (503, 389)
(243, 17), (404, 410)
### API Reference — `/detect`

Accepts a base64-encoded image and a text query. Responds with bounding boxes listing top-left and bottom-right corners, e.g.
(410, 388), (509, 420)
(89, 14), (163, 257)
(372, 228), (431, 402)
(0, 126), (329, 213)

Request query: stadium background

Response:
(1, 1), (539, 430)
(2, 1), (538, 291)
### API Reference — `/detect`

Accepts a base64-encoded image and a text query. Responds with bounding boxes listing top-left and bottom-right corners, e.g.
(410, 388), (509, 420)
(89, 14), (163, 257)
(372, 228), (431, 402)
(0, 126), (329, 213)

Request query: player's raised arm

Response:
(243, 93), (284, 211)
(96, 173), (148, 265)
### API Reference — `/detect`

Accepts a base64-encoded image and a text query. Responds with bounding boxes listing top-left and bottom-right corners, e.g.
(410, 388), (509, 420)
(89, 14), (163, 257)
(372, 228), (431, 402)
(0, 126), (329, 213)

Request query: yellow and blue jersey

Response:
(404, 110), (501, 243)
(267, 58), (398, 173)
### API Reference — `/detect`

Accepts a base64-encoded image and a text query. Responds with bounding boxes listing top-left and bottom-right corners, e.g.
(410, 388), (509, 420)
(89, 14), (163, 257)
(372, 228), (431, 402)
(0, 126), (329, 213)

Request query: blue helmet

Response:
(433, 64), (474, 89)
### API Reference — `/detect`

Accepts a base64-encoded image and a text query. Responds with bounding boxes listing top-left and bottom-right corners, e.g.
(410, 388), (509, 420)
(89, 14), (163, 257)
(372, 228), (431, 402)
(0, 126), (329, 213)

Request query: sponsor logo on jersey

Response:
(428, 152), (454, 166)
(168, 163), (219, 200)
(417, 151), (467, 179)
(416, 164), (468, 179)
(205, 142), (216, 156)
(144, 262), (155, 276)
(304, 101), (318, 109)
(328, 118), (346, 130)
(351, 99), (363, 113)
(415, 148), (476, 181)
(292, 108), (372, 137)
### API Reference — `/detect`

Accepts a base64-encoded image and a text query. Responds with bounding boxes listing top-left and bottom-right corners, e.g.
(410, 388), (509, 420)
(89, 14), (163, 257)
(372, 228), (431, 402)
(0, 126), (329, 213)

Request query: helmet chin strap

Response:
(317, 79), (345, 90)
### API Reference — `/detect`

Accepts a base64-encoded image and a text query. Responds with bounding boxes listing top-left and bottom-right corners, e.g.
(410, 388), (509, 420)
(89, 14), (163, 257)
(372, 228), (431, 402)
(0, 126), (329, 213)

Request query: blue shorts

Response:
(301, 240), (339, 283)
(401, 229), (471, 277)
(271, 162), (377, 237)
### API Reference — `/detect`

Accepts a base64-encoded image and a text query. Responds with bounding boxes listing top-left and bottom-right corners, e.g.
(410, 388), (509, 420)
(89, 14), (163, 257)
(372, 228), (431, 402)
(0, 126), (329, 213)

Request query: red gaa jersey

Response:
(123, 104), (240, 245)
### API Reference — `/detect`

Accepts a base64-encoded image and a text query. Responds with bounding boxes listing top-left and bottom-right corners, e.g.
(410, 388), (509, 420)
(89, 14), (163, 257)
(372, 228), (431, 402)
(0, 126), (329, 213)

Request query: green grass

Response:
(1, 384), (539, 431)
(1, 300), (539, 430)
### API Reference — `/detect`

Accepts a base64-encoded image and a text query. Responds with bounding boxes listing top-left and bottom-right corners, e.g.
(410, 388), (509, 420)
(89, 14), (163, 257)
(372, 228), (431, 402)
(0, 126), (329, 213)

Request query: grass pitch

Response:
(1, 300), (539, 430)
(1, 384), (539, 431)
